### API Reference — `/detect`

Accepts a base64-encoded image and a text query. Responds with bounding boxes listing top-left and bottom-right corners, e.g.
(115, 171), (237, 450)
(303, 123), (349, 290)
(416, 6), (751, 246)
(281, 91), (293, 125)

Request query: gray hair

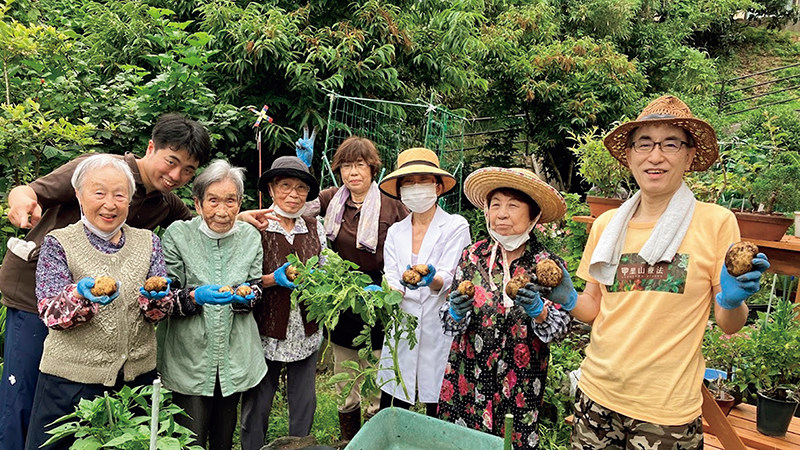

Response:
(192, 159), (245, 203)
(71, 154), (135, 200)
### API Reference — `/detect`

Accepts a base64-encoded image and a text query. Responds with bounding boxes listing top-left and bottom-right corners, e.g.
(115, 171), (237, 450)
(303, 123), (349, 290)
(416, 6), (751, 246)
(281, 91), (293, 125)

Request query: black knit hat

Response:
(258, 156), (319, 200)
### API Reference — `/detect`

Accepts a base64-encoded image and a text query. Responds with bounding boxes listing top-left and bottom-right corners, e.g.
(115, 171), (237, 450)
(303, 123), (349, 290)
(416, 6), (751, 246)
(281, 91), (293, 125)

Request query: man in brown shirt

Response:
(0, 113), (210, 450)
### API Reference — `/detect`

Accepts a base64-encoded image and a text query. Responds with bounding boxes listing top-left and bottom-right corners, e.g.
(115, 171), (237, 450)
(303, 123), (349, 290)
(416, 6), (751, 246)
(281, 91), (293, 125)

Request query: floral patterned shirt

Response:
(437, 238), (570, 450)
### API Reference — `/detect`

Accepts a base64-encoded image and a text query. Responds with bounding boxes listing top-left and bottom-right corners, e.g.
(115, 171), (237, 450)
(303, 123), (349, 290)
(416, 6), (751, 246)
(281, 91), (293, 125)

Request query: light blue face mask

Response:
(271, 202), (306, 219)
(486, 210), (541, 252)
(198, 219), (237, 240)
(80, 207), (125, 242)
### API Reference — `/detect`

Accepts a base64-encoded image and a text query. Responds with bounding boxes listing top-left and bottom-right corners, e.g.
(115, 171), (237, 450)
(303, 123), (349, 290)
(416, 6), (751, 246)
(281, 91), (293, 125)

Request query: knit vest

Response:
(40, 223), (155, 386)
(255, 217), (321, 339)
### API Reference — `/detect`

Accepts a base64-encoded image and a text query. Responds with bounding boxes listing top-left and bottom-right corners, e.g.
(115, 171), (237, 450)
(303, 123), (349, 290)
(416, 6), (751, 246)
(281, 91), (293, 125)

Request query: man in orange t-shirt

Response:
(540, 96), (769, 449)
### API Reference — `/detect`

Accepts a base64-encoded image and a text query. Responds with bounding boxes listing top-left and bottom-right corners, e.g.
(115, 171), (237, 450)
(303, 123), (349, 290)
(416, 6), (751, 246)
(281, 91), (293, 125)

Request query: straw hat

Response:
(463, 167), (566, 224)
(379, 147), (457, 199)
(603, 95), (718, 171)
(258, 156), (320, 200)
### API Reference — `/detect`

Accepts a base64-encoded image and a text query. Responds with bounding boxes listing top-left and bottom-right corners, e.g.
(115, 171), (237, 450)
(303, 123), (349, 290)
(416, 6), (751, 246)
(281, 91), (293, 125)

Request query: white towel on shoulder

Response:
(589, 182), (696, 285)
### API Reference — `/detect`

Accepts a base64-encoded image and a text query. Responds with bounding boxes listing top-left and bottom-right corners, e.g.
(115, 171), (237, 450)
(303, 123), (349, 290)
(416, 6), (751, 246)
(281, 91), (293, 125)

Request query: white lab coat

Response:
(377, 206), (471, 403)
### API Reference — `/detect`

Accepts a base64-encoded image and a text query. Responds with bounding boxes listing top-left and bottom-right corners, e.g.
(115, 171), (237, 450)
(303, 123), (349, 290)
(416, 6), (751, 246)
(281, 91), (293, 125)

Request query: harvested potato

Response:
(457, 280), (475, 298)
(402, 269), (422, 285)
(725, 241), (759, 276)
(285, 265), (299, 282)
(505, 274), (530, 299)
(236, 285), (253, 297)
(91, 276), (117, 297)
(218, 286), (234, 293)
(412, 264), (430, 276)
(536, 259), (563, 288)
(144, 276), (168, 292)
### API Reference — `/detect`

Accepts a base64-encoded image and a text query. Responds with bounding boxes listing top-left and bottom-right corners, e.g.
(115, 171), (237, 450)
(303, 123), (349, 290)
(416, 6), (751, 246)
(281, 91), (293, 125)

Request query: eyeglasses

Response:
(631, 138), (688, 153)
(273, 180), (310, 196)
(341, 161), (369, 172)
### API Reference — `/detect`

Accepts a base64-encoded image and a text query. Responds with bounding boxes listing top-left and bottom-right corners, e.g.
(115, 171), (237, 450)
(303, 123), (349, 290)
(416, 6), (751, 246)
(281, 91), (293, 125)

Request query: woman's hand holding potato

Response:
(401, 264), (437, 290)
(140, 276), (172, 300)
(448, 283), (474, 321)
(77, 276), (120, 305)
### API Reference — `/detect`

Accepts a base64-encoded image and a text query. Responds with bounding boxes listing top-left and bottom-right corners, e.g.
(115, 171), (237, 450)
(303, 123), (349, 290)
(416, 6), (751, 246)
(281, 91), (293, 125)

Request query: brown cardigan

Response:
(255, 216), (321, 340)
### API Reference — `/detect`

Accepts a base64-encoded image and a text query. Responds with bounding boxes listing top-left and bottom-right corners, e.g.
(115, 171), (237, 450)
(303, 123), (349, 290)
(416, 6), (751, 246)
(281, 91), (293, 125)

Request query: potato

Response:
(236, 285), (253, 297)
(402, 269), (422, 285)
(412, 264), (430, 276)
(536, 259), (563, 288)
(285, 265), (299, 282)
(143, 276), (168, 292)
(505, 274), (530, 299)
(91, 276), (117, 297)
(725, 241), (759, 277)
(218, 286), (234, 293)
(457, 280), (475, 298)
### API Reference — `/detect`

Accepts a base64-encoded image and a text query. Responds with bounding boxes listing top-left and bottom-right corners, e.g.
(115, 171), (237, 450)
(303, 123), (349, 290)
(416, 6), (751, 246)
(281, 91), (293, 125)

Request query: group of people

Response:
(0, 95), (770, 450)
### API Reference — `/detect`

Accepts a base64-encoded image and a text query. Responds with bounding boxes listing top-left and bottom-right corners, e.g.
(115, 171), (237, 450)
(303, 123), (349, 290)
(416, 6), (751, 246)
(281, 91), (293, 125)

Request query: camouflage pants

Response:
(570, 389), (703, 450)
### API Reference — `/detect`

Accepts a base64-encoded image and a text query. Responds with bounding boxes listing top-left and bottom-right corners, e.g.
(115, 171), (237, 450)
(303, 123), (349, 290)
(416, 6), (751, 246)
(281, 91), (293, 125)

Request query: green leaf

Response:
(101, 434), (135, 447)
(157, 436), (182, 450)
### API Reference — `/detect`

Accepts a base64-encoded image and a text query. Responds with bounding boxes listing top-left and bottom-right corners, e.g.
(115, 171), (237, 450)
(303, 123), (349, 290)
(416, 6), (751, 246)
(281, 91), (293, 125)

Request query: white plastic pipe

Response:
(150, 378), (162, 450)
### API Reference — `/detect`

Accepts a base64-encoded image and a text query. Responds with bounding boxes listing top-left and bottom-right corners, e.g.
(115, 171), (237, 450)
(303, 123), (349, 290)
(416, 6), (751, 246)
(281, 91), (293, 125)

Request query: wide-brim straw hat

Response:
(258, 156), (320, 200)
(464, 167), (566, 224)
(603, 95), (718, 172)
(379, 147), (456, 199)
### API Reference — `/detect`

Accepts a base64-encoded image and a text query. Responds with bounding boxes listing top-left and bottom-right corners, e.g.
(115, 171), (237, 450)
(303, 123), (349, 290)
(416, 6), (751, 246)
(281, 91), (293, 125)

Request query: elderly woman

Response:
(156, 159), (267, 450)
(376, 148), (471, 416)
(303, 136), (408, 440)
(240, 156), (326, 450)
(437, 167), (571, 450)
(26, 154), (173, 450)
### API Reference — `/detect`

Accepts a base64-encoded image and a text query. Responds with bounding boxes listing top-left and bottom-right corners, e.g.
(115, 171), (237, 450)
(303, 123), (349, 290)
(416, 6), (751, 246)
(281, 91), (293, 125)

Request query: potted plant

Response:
(726, 113), (799, 240)
(734, 150), (800, 240)
(732, 299), (800, 436)
(702, 326), (744, 415)
(568, 127), (630, 217)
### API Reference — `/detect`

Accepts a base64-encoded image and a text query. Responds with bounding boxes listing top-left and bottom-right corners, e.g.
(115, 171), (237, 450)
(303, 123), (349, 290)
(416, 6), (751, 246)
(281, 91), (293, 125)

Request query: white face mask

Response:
(271, 202), (306, 219)
(198, 219), (237, 240)
(80, 209), (125, 242)
(488, 212), (541, 252)
(400, 183), (438, 213)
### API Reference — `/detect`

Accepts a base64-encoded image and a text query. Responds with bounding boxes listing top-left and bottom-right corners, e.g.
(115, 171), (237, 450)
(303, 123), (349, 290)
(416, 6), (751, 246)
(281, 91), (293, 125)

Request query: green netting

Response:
(321, 92), (467, 213)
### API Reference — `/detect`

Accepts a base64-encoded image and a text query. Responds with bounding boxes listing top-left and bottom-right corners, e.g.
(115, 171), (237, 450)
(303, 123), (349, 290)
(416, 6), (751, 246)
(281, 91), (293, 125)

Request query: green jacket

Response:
(157, 218), (267, 397)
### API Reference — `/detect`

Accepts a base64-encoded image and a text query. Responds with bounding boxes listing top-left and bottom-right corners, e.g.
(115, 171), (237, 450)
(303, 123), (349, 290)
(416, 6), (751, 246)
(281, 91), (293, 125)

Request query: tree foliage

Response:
(0, 0), (775, 199)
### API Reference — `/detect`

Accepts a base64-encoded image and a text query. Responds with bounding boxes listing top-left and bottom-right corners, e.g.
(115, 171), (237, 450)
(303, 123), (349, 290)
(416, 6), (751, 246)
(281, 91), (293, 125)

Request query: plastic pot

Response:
(756, 391), (799, 437)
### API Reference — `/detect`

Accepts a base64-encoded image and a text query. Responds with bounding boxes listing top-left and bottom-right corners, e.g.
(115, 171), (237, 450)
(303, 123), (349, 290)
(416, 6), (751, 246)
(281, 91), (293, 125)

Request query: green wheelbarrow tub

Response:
(345, 407), (504, 450)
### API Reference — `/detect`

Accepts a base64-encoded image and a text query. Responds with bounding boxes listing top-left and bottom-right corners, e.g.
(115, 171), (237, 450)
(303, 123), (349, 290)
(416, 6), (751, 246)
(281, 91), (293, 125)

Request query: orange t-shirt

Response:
(576, 202), (739, 425)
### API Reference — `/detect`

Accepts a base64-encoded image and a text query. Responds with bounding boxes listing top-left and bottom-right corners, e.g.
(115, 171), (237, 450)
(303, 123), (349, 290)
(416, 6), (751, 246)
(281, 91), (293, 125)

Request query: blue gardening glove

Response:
(139, 277), (172, 300)
(417, 264), (436, 287)
(232, 282), (256, 304)
(448, 290), (473, 321)
(295, 125), (317, 167)
(194, 284), (233, 306)
(364, 284), (383, 292)
(515, 283), (544, 318)
(716, 253), (770, 309)
(274, 262), (296, 289)
(548, 262), (578, 311)
(402, 264), (437, 290)
(76, 277), (119, 305)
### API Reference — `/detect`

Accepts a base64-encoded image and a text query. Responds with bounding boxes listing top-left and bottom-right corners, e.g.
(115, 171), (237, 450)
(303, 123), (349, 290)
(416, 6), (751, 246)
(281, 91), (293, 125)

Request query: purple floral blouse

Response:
(36, 226), (173, 330)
